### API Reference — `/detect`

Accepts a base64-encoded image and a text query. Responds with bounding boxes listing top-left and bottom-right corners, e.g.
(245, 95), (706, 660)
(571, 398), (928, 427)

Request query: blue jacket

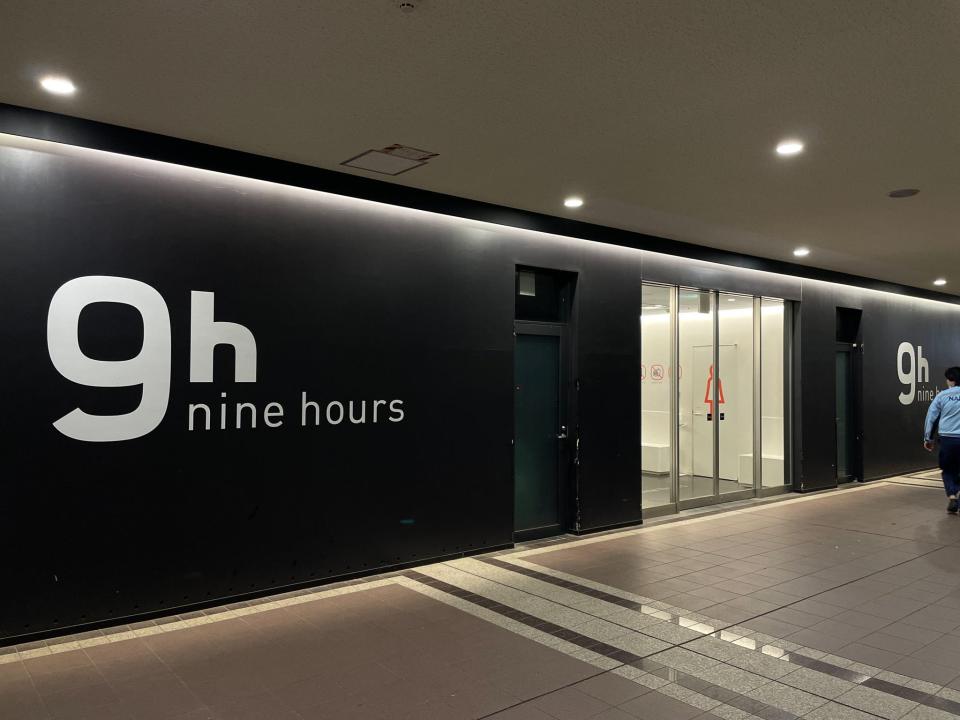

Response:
(924, 386), (960, 441)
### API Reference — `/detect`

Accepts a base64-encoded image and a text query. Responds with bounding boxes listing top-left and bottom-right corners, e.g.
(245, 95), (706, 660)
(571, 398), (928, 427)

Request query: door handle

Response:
(557, 425), (568, 439)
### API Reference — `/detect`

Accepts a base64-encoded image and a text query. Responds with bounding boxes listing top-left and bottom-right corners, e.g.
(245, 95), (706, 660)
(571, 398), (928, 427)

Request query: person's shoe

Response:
(948, 498), (958, 514)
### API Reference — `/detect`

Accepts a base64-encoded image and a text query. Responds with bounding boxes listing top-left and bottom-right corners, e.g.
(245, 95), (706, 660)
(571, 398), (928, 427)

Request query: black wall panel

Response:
(858, 291), (960, 479)
(574, 247), (643, 531)
(3, 129), (960, 644)
(0, 139), (520, 641)
(795, 285), (849, 491)
(796, 280), (960, 490)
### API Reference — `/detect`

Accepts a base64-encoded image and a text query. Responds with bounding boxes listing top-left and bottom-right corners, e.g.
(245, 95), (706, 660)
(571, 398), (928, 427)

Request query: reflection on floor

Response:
(908, 468), (943, 482)
(3, 480), (960, 719)
(643, 474), (753, 509)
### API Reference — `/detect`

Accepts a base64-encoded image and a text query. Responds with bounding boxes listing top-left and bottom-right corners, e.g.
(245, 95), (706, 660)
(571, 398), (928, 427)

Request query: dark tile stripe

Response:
(405, 570), (798, 720)
(787, 654), (870, 684)
(916, 692), (960, 715)
(405, 571), (634, 659)
(479, 557), (661, 615)
(474, 558), (960, 719)
(862, 677), (931, 703)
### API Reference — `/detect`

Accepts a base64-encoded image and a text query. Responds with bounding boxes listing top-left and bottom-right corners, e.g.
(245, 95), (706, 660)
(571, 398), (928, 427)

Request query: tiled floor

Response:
(4, 479), (960, 719)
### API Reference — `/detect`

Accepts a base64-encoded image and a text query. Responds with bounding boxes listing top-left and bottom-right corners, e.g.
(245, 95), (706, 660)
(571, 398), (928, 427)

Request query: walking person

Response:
(924, 367), (960, 513)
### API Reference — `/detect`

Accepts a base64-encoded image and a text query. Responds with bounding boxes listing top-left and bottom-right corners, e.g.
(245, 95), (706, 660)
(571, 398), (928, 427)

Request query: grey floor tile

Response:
(739, 617), (803, 640)
(788, 599), (849, 619)
(532, 686), (611, 719)
(859, 631), (927, 655)
(855, 596), (929, 622)
(881, 623), (941, 647)
(746, 680), (828, 715)
(723, 650), (795, 680)
(765, 607), (827, 629)
(805, 700), (896, 719)
(888, 657), (960, 687)
(779, 665), (856, 700)
(835, 684), (920, 720)
(784, 628), (851, 654)
(900, 705), (960, 720)
(647, 647), (720, 675)
(694, 662), (769, 694)
(590, 708), (637, 720)
(488, 702), (562, 719)
(609, 633), (673, 657)
(573, 672), (650, 705)
(833, 609), (895, 632)
(836, 642), (904, 669)
(619, 689), (703, 719)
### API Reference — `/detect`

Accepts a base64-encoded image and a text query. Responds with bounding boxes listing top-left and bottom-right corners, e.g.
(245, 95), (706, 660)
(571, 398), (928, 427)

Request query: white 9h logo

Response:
(47, 276), (256, 442)
(897, 341), (929, 406)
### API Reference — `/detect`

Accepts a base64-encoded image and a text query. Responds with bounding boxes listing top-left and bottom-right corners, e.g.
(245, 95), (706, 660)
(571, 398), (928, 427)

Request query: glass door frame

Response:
(757, 297), (794, 498)
(642, 286), (793, 517)
(640, 284), (679, 518)
(676, 289), (754, 510)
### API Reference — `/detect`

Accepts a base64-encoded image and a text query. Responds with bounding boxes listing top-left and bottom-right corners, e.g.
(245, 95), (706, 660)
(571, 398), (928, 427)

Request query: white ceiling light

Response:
(776, 139), (804, 156)
(39, 75), (76, 96)
(934, 278), (947, 286)
(563, 196), (584, 208)
(793, 247), (810, 257)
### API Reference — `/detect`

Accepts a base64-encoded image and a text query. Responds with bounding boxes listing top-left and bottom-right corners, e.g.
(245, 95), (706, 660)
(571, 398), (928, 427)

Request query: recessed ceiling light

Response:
(888, 188), (919, 198)
(564, 196), (584, 208)
(776, 139), (804, 156)
(39, 75), (76, 96)
(934, 278), (947, 286)
(793, 247), (810, 257)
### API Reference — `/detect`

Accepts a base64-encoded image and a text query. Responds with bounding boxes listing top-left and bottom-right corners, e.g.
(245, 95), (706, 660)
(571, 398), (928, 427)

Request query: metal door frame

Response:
(677, 290), (754, 510)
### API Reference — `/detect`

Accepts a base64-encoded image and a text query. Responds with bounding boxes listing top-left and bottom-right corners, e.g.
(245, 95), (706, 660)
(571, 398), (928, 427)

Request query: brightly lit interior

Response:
(641, 285), (788, 511)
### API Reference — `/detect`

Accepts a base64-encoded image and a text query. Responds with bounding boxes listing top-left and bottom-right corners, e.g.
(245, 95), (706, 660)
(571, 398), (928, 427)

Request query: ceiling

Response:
(2, 1), (958, 293)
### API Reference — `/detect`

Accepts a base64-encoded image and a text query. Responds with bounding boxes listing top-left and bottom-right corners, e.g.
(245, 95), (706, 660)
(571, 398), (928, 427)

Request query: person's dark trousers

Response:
(939, 436), (960, 497)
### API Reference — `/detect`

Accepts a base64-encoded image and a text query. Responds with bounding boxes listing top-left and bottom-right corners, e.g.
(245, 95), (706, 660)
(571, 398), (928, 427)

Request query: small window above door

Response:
(515, 267), (575, 322)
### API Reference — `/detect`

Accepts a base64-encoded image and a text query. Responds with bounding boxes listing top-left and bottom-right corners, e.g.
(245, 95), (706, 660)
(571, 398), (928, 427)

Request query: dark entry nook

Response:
(513, 268), (575, 540)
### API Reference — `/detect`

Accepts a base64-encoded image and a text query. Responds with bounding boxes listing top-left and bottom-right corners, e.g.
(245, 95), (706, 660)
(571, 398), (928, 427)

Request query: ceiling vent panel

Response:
(342, 144), (438, 176)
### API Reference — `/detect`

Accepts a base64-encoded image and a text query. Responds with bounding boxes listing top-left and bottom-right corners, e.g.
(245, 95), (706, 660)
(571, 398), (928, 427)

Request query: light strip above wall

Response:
(2, 128), (958, 314)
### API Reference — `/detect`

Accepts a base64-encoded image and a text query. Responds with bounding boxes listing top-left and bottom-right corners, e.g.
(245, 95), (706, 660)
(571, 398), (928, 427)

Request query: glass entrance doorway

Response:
(641, 286), (791, 515)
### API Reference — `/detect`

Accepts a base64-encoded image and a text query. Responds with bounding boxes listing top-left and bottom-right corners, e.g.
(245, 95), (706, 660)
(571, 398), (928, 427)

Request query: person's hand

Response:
(924, 440), (935, 452)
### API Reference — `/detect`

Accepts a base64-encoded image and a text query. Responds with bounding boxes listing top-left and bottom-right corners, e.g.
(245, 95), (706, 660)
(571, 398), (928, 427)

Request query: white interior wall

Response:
(760, 302), (785, 485)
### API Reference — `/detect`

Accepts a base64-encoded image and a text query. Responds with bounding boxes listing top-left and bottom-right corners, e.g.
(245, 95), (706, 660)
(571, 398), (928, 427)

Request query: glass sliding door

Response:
(678, 289), (715, 502)
(718, 293), (755, 496)
(640, 284), (675, 512)
(641, 286), (791, 515)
